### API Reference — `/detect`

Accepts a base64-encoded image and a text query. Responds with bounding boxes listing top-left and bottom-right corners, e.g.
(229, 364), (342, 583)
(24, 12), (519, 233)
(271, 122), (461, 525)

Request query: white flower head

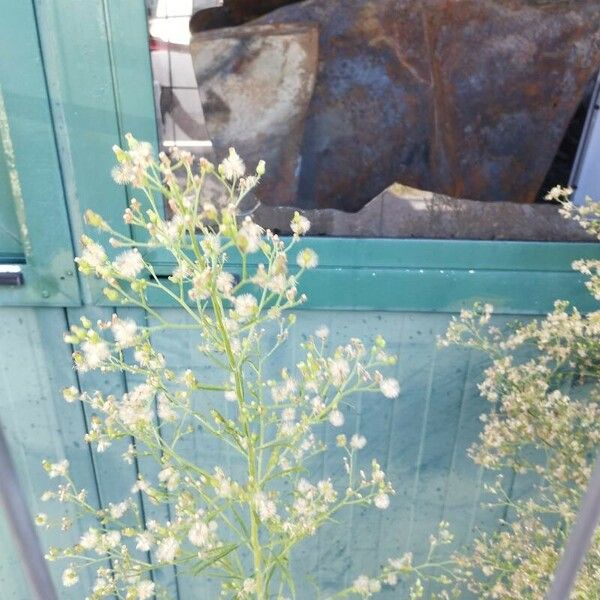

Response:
(200, 232), (221, 256)
(214, 468), (234, 498)
(328, 357), (350, 387)
(62, 568), (79, 587)
(158, 465), (180, 491)
(545, 184), (573, 202)
(128, 139), (153, 168)
(47, 459), (69, 479)
(157, 393), (177, 422)
(80, 528), (100, 550)
(217, 271), (236, 296)
(311, 396), (326, 414)
(352, 575), (380, 596)
(380, 377), (400, 399)
(329, 410), (345, 427)
(136, 580), (156, 600)
(111, 317), (137, 348)
(237, 218), (263, 254)
(79, 241), (107, 269)
(317, 479), (337, 503)
(81, 340), (110, 370)
(113, 249), (144, 279)
(118, 384), (154, 429)
(220, 147), (245, 180)
(156, 537), (179, 563)
(296, 248), (319, 269)
(254, 492), (277, 522)
(188, 519), (217, 548)
(242, 578), (257, 594)
(291, 211), (311, 236)
(315, 325), (329, 341)
(111, 164), (136, 185)
(374, 493), (390, 510)
(62, 386), (79, 403)
(189, 267), (212, 301)
(350, 434), (367, 450)
(103, 530), (121, 549)
(35, 513), (48, 526)
(224, 389), (238, 402)
(233, 293), (258, 321)
(136, 531), (154, 552)
(109, 501), (129, 519)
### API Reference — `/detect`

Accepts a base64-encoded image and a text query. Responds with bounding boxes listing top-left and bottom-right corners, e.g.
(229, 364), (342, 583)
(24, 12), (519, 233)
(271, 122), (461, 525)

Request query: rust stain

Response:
(187, 0), (600, 208)
(252, 0), (600, 208)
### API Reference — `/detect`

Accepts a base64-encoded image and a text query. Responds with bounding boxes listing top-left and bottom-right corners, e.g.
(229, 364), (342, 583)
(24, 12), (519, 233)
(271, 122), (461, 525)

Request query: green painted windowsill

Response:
(82, 237), (599, 314)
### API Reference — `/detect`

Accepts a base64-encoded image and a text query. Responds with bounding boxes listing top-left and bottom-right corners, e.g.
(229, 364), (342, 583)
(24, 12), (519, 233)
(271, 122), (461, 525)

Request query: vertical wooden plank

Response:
(0, 508), (29, 600)
(0, 308), (101, 598)
(32, 0), (132, 304)
(369, 313), (443, 598)
(67, 307), (145, 507)
(288, 311), (333, 595)
(0, 151), (22, 256)
(101, 0), (159, 150)
(117, 307), (182, 600)
(402, 332), (470, 557)
(439, 350), (495, 542)
(340, 312), (402, 591)
(0, 0), (80, 306)
(146, 308), (226, 599)
(67, 306), (152, 598)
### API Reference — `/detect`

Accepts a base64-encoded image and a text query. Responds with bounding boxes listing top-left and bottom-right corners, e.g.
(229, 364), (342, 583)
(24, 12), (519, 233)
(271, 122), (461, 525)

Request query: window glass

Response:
(145, 1), (599, 242)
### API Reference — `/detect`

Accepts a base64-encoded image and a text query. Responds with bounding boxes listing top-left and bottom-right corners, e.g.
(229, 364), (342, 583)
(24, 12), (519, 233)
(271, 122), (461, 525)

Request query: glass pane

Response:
(145, 1), (599, 242)
(147, 1), (216, 155)
(146, 0), (317, 220)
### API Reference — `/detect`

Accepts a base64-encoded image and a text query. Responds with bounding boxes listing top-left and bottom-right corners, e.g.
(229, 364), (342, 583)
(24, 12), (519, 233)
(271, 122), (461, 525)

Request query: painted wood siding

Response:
(0, 305), (517, 599)
(0, 308), (102, 599)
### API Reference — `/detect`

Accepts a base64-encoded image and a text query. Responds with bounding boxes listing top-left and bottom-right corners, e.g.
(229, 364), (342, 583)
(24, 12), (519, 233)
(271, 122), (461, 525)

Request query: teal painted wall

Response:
(0, 305), (522, 599)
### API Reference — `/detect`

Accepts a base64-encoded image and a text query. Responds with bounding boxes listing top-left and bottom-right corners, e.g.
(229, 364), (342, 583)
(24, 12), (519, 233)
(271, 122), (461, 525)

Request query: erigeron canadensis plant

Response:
(435, 186), (600, 598)
(38, 135), (452, 600)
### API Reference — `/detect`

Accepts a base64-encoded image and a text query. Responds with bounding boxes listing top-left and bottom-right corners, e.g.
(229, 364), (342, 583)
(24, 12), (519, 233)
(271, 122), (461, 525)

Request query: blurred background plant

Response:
(433, 188), (600, 599)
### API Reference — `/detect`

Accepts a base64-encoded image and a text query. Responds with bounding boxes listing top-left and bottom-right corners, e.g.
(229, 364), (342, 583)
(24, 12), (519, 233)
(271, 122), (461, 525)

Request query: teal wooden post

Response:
(0, 424), (57, 600)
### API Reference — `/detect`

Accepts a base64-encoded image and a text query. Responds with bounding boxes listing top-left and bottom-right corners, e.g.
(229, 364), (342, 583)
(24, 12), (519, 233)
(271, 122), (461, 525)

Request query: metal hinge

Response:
(0, 264), (24, 286)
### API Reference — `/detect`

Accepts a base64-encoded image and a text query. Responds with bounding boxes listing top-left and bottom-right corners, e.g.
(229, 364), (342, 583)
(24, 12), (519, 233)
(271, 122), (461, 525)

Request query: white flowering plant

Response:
(37, 136), (451, 599)
(434, 186), (600, 599)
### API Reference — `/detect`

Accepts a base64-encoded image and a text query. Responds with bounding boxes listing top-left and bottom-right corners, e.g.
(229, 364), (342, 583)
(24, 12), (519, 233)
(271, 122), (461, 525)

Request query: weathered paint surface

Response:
(0, 308), (102, 599)
(0, 0), (80, 306)
(0, 305), (522, 599)
(191, 23), (319, 207)
(0, 149), (23, 257)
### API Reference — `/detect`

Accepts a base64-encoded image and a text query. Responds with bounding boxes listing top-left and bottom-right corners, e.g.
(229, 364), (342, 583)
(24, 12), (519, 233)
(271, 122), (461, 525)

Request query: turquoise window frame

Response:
(33, 0), (600, 314)
(0, 0), (80, 307)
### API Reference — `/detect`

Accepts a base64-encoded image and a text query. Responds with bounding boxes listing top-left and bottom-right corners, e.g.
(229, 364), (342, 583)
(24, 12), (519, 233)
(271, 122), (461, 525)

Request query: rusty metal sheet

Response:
(191, 23), (318, 207)
(256, 0), (600, 209)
